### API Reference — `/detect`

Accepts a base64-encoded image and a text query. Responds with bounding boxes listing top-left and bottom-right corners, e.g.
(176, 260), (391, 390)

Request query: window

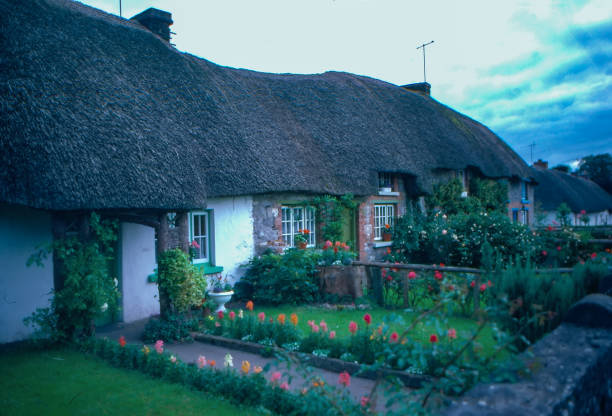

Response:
(190, 211), (209, 263)
(281, 206), (316, 247)
(512, 208), (519, 223)
(521, 208), (529, 225)
(521, 181), (529, 202)
(378, 173), (393, 190)
(374, 204), (394, 240)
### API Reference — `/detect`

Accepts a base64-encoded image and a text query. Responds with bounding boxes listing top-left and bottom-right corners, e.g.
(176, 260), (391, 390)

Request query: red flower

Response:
(547, 225), (553, 231)
(386, 247), (391, 254)
(118, 335), (126, 348)
(580, 209), (586, 215)
(338, 371), (351, 387)
(381, 268), (387, 277)
(479, 283), (486, 292)
(229, 311), (236, 320)
(408, 271), (417, 280)
(363, 313), (372, 325)
(384, 223), (391, 230)
(217, 310), (224, 320)
(429, 334), (438, 343)
(439, 263), (445, 267)
(591, 252), (597, 259)
(302, 229), (310, 235)
(470, 280), (476, 288)
(487, 280), (493, 287)
(386, 275), (392, 281)
(191, 239), (200, 249)
(389, 332), (399, 343)
(348, 321), (358, 334)
(557, 246), (562, 251)
(541, 250), (548, 256)
(360, 396), (370, 407)
(434, 270), (443, 280)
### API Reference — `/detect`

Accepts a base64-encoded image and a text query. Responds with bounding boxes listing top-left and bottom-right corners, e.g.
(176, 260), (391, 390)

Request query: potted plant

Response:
(294, 229), (310, 249)
(382, 224), (392, 241)
(207, 274), (234, 312)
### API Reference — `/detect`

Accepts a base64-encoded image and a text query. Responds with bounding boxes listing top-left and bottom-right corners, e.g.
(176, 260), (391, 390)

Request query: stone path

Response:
(97, 318), (408, 412)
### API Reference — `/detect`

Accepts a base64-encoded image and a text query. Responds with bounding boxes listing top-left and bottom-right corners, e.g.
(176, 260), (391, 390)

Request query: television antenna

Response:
(416, 40), (434, 83)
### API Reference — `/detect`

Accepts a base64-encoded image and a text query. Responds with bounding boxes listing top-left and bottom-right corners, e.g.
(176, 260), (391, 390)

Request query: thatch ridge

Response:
(1, 0), (531, 211)
(532, 167), (612, 213)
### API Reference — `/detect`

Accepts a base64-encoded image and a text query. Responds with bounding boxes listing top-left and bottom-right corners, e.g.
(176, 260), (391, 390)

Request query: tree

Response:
(578, 153), (612, 194)
(551, 164), (570, 173)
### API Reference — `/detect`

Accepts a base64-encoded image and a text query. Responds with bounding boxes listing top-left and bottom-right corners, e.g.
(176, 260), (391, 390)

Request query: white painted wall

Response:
(538, 211), (610, 227)
(207, 196), (254, 282)
(0, 205), (53, 343)
(120, 222), (159, 322)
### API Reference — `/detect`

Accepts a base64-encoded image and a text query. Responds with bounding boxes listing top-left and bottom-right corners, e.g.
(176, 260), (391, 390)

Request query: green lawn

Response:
(0, 346), (264, 416)
(252, 305), (497, 353)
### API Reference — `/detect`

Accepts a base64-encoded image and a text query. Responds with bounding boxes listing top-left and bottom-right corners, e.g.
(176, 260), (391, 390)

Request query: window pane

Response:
(191, 213), (208, 261)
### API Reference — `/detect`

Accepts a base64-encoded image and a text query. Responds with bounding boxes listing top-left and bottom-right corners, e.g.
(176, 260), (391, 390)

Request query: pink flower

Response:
(197, 355), (207, 369)
(312, 324), (320, 333)
(258, 312), (265, 322)
(319, 321), (328, 332)
(307, 320), (315, 328)
(434, 270), (443, 280)
(154, 340), (164, 354)
(323, 240), (333, 250)
(408, 271), (417, 280)
(487, 280), (493, 287)
(479, 283), (486, 292)
(280, 381), (289, 390)
(338, 371), (351, 387)
(580, 209), (586, 215)
(448, 328), (457, 339)
(389, 332), (399, 343)
(363, 313), (372, 325)
(470, 280), (475, 288)
(270, 371), (282, 383)
(348, 321), (358, 335)
(360, 396), (370, 407)
(541, 250), (548, 256)
(381, 268), (387, 278)
(170, 355), (177, 363)
(229, 310), (235, 320)
(217, 310), (224, 320)
(429, 334), (438, 343)
(329, 330), (336, 339)
(557, 246), (562, 251)
(191, 239), (200, 249)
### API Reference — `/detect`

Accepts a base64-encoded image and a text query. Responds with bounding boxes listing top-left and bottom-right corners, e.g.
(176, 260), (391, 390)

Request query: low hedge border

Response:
(193, 332), (430, 388)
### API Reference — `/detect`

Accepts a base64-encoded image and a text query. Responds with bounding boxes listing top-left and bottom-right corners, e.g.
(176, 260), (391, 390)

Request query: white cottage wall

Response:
(119, 222), (159, 322)
(207, 196), (254, 282)
(0, 205), (53, 343)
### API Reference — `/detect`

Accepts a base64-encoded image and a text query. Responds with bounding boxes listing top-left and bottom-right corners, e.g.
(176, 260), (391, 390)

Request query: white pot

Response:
(208, 291), (234, 313)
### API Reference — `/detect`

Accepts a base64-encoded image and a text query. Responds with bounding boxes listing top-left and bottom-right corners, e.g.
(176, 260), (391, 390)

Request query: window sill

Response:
(521, 199), (530, 204)
(378, 191), (399, 196)
(373, 241), (392, 248)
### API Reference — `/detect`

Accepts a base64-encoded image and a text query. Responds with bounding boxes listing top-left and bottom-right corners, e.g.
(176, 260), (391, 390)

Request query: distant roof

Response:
(0, 0), (532, 211)
(532, 167), (612, 213)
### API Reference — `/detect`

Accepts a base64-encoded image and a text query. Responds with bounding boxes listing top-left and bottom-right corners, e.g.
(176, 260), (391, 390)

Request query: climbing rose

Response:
(258, 312), (265, 322)
(434, 270), (443, 280)
(217, 310), (224, 320)
(270, 371), (282, 382)
(479, 283), (486, 292)
(448, 328), (457, 339)
(360, 396), (370, 407)
(389, 332), (399, 343)
(277, 313), (286, 325)
(470, 280), (476, 288)
(280, 381), (289, 390)
(591, 252), (597, 259)
(329, 331), (336, 339)
(197, 355), (207, 369)
(118, 336), (126, 348)
(229, 311), (235, 320)
(363, 313), (372, 325)
(542, 250), (548, 256)
(290, 313), (298, 326)
(338, 371), (351, 387)
(246, 300), (254, 311)
(348, 321), (358, 334)
(154, 340), (164, 354)
(429, 334), (438, 343)
(408, 271), (417, 280)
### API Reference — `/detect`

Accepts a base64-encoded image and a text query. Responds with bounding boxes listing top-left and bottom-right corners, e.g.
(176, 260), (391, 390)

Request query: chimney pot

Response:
(533, 159), (548, 169)
(130, 8), (173, 42)
(401, 82), (431, 96)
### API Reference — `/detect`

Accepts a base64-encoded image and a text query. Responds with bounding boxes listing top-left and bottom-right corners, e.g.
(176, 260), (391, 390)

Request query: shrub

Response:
(142, 315), (198, 343)
(237, 249), (320, 305)
(157, 249), (205, 315)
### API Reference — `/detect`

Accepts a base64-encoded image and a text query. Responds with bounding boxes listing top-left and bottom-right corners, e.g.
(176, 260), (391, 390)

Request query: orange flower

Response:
(302, 229), (310, 234)
(246, 300), (254, 311)
(277, 314), (286, 325)
(118, 335), (126, 348)
(241, 360), (251, 374)
(253, 366), (263, 374)
(290, 313), (298, 326)
(384, 223), (391, 230)
(209, 360), (216, 367)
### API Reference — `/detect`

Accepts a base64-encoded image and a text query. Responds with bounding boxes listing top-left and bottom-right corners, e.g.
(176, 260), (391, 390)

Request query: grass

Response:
(0, 345), (265, 416)
(251, 304), (498, 355)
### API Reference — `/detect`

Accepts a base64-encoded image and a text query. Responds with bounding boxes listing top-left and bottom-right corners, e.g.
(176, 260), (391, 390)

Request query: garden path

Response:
(97, 319), (407, 412)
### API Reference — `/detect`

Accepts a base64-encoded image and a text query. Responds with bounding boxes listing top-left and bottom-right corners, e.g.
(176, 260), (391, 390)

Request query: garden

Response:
(13, 182), (612, 415)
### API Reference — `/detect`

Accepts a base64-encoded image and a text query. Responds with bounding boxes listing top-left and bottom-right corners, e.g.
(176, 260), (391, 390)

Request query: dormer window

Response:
(378, 173), (393, 192)
(521, 180), (529, 203)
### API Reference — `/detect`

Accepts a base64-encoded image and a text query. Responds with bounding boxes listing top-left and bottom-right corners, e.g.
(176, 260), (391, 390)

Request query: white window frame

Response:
(281, 206), (316, 247)
(378, 172), (393, 190)
(374, 204), (395, 240)
(190, 211), (209, 264)
(521, 181), (529, 202)
(521, 208), (529, 225)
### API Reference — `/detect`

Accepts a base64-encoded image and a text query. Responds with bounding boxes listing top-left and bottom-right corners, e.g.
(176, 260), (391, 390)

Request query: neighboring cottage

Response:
(531, 161), (612, 227)
(1, 0), (533, 341)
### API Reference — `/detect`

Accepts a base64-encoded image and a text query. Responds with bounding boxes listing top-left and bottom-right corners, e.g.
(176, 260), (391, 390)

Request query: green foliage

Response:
(157, 249), (205, 315)
(237, 248), (320, 305)
(142, 315), (198, 343)
(578, 153), (612, 194)
(311, 194), (357, 243)
(556, 202), (572, 227)
(427, 178), (507, 216)
(25, 213), (119, 341)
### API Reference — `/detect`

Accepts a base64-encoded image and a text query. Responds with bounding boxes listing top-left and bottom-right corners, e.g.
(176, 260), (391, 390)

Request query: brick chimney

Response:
(533, 159), (548, 169)
(130, 8), (173, 42)
(401, 82), (431, 96)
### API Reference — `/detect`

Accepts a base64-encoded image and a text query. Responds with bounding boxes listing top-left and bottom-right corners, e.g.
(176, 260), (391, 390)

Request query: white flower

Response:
(224, 353), (233, 368)
(442, 229), (448, 235)
(170, 355), (177, 363)
(113, 278), (119, 287)
(238, 309), (244, 319)
(100, 303), (108, 312)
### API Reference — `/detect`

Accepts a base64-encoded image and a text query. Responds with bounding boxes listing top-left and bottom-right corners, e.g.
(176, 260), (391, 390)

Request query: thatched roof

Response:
(0, 0), (532, 211)
(532, 167), (612, 213)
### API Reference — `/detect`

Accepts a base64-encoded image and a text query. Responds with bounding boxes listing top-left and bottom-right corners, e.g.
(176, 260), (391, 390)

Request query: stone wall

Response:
(442, 294), (612, 416)
(319, 265), (368, 299)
